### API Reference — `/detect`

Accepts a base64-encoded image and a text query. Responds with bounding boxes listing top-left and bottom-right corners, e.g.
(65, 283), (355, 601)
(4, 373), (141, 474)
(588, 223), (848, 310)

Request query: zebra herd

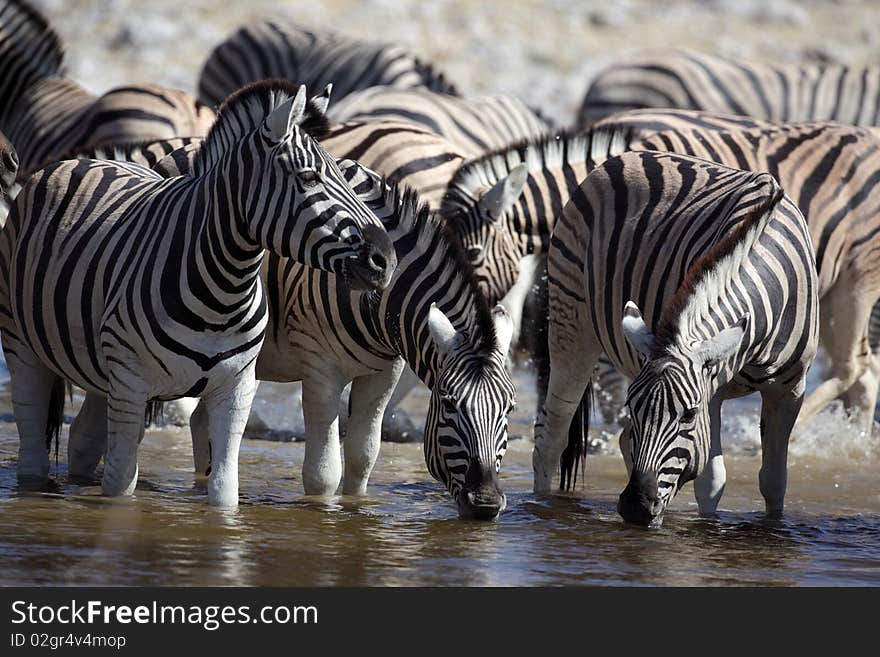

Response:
(0, 0), (877, 526)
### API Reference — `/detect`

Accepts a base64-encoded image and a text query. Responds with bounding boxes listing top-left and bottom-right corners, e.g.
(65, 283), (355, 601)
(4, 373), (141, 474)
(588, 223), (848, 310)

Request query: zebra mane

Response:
(388, 184), (499, 353)
(412, 58), (459, 96)
(0, 0), (66, 118)
(191, 79), (330, 176)
(442, 126), (634, 214)
(652, 174), (786, 355)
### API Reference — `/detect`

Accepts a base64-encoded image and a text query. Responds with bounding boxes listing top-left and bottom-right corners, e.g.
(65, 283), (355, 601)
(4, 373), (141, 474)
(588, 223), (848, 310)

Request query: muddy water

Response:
(1, 360), (878, 587)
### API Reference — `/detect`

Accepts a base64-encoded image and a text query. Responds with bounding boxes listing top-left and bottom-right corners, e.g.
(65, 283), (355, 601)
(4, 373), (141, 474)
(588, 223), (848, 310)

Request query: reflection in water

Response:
(0, 364), (878, 586)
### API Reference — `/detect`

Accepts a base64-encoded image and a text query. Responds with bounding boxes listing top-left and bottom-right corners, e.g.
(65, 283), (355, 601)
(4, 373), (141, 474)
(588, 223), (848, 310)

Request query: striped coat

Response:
(579, 49), (880, 127)
(0, 0), (215, 179)
(536, 151), (818, 524)
(0, 82), (396, 506)
(197, 18), (457, 108)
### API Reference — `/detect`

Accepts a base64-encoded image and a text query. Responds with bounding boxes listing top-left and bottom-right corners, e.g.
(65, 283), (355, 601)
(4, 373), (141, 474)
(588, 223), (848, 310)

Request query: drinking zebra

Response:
(197, 18), (457, 108)
(329, 87), (551, 157)
(66, 133), (517, 518)
(579, 49), (880, 127)
(0, 0), (215, 179)
(0, 81), (397, 506)
(534, 151), (818, 525)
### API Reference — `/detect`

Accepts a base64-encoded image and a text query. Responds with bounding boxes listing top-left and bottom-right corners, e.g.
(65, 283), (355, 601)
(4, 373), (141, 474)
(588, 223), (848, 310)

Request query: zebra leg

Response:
(532, 339), (602, 493)
(301, 371), (347, 496)
(68, 391), (108, 482)
(103, 385), (148, 498)
(343, 360), (404, 494)
(693, 394), (726, 515)
(200, 365), (259, 507)
(189, 398), (211, 479)
(758, 383), (805, 516)
(797, 281), (873, 430)
(840, 353), (880, 434)
(6, 344), (62, 481)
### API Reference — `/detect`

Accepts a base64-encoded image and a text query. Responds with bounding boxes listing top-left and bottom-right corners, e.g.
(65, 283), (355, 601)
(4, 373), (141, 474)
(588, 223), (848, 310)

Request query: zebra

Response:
(57, 131), (517, 518)
(534, 150), (819, 525)
(578, 49), (880, 127)
(328, 87), (551, 157)
(0, 81), (397, 506)
(0, 129), (17, 225)
(575, 113), (880, 433)
(0, 0), (216, 179)
(197, 18), (458, 109)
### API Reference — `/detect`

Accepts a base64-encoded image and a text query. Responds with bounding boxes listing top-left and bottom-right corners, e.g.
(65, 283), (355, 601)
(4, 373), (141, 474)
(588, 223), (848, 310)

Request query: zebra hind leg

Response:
(342, 360), (404, 495)
(6, 342), (64, 483)
(301, 370), (347, 497)
(693, 394), (726, 515)
(189, 398), (211, 480)
(758, 383), (806, 516)
(68, 391), (107, 483)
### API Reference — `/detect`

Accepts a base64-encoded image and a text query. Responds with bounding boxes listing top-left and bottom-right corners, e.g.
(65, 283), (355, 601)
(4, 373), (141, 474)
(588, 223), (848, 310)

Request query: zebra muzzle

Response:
(457, 461), (506, 520)
(346, 224), (396, 291)
(618, 470), (665, 526)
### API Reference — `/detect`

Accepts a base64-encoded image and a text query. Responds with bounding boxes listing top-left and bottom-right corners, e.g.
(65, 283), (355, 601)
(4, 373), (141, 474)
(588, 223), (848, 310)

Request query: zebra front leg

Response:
(68, 391), (107, 482)
(103, 379), (148, 497)
(201, 363), (258, 507)
(301, 371), (347, 496)
(758, 383), (805, 516)
(5, 341), (64, 481)
(694, 394), (726, 515)
(343, 361), (404, 494)
(189, 398), (210, 479)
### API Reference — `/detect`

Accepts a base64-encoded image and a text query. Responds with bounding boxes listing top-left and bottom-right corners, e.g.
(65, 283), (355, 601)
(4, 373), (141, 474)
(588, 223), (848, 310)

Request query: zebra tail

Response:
(559, 384), (592, 491)
(45, 377), (66, 465)
(145, 400), (165, 427)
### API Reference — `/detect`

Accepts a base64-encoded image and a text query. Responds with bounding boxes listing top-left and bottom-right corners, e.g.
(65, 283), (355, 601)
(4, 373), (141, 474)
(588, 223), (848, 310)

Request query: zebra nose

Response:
(357, 224), (396, 287)
(617, 470), (663, 526)
(457, 460), (505, 520)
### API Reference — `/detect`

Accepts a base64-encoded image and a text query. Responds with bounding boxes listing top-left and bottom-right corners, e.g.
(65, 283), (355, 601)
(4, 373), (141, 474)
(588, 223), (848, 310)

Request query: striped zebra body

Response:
(197, 18), (457, 108)
(329, 87), (551, 157)
(0, 82), (396, 506)
(586, 113), (880, 431)
(249, 177), (516, 517)
(579, 49), (880, 127)
(535, 151), (818, 525)
(0, 0), (215, 179)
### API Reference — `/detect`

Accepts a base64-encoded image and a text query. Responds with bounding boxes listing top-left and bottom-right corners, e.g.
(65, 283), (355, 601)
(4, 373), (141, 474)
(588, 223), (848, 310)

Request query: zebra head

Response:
(618, 301), (747, 525)
(442, 163), (528, 303)
(206, 81), (396, 292)
(424, 303), (517, 519)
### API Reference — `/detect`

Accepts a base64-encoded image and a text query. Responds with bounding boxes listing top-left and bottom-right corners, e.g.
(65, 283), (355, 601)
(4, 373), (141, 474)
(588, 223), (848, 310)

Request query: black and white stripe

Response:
(0, 129), (17, 226)
(579, 49), (880, 126)
(197, 18), (457, 109)
(0, 0), (215, 179)
(0, 81), (396, 507)
(329, 87), (551, 157)
(535, 150), (818, 525)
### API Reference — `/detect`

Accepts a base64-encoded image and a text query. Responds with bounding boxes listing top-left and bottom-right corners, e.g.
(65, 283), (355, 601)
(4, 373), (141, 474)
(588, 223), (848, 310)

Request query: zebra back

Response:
(197, 19), (458, 108)
(329, 87), (550, 157)
(579, 49), (880, 127)
(322, 121), (467, 209)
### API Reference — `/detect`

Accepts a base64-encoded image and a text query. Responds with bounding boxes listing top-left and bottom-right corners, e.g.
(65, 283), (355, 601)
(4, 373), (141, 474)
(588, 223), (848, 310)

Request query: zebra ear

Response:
(428, 303), (462, 357)
(310, 84), (332, 116)
(492, 304), (514, 355)
(477, 163), (529, 224)
(265, 85), (308, 140)
(693, 314), (749, 366)
(621, 301), (655, 357)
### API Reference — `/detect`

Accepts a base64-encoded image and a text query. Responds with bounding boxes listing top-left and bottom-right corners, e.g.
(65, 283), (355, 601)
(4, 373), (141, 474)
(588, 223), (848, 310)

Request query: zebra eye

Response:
(441, 395), (456, 411)
(680, 407), (698, 425)
(507, 400), (517, 415)
(467, 245), (484, 263)
(298, 169), (320, 188)
(495, 458), (501, 473)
